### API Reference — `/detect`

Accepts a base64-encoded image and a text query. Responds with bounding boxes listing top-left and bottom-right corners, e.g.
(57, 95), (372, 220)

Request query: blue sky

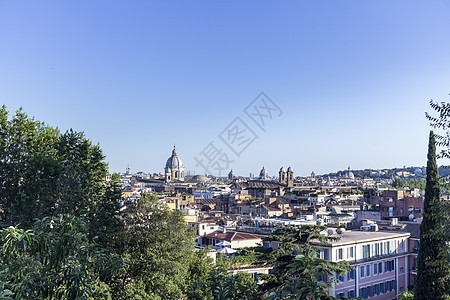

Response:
(1, 1), (450, 177)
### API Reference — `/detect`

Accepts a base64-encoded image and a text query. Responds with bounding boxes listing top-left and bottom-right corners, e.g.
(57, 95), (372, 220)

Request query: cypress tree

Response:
(414, 131), (450, 300)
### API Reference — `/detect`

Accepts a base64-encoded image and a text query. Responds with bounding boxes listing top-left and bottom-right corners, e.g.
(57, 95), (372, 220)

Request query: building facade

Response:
(314, 230), (412, 299)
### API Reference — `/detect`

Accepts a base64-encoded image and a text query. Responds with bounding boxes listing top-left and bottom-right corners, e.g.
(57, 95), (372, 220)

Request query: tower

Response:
(279, 167), (286, 184)
(286, 166), (294, 188)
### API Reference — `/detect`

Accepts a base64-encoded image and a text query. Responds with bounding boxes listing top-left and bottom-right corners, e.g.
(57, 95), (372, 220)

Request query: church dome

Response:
(346, 166), (354, 180)
(259, 166), (268, 179)
(260, 166), (266, 175)
(193, 174), (209, 182)
(166, 147), (184, 169)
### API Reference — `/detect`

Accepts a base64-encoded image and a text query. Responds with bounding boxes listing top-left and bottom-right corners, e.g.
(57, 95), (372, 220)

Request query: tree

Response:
(0, 214), (125, 299)
(0, 106), (61, 227)
(186, 268), (258, 300)
(0, 106), (122, 243)
(88, 172), (124, 252)
(117, 193), (195, 299)
(426, 100), (450, 159)
(261, 224), (351, 299)
(413, 131), (450, 300)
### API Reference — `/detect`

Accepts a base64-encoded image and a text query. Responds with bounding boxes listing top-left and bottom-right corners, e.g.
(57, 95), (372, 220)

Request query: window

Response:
(323, 249), (328, 260)
(386, 280), (395, 292)
(366, 265), (370, 277)
(337, 292), (344, 298)
(360, 266), (365, 278)
(373, 284), (378, 295)
(317, 274), (328, 282)
(385, 259), (395, 272)
(378, 262), (383, 273)
(399, 240), (404, 250)
(380, 282), (384, 294)
(338, 248), (343, 260)
(336, 272), (344, 283)
(347, 246), (354, 258)
(362, 244), (370, 259)
(363, 287), (369, 298)
(385, 260), (395, 272)
(399, 267), (404, 274)
(347, 269), (355, 281)
(373, 263), (378, 275)
(348, 290), (355, 297)
(390, 240), (395, 254)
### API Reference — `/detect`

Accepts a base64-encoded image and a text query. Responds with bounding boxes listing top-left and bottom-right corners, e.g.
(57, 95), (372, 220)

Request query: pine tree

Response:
(414, 131), (450, 300)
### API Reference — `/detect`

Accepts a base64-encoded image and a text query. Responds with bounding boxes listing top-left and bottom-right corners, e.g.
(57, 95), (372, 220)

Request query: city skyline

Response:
(2, 1), (450, 176)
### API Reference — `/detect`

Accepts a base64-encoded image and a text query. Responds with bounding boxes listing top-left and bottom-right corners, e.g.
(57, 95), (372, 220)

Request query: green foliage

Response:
(186, 269), (258, 300)
(0, 106), (124, 253)
(414, 131), (450, 300)
(426, 100), (450, 159)
(261, 224), (350, 299)
(215, 247), (272, 270)
(187, 247), (215, 287)
(0, 214), (125, 300)
(0, 270), (14, 300)
(392, 178), (426, 191)
(88, 172), (124, 252)
(0, 106), (122, 243)
(120, 193), (195, 299)
(398, 291), (414, 300)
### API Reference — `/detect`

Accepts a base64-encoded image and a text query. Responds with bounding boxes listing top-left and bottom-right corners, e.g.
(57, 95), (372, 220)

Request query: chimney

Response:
(370, 224), (379, 231)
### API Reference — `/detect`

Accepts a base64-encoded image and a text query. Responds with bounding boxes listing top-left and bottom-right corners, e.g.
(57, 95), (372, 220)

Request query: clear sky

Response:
(1, 1), (450, 177)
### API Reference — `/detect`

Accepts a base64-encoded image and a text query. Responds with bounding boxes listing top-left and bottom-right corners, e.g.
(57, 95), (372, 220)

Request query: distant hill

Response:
(321, 166), (450, 179)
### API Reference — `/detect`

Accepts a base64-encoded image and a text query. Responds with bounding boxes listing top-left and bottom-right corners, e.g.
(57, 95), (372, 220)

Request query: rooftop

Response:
(313, 230), (410, 247)
(204, 230), (265, 241)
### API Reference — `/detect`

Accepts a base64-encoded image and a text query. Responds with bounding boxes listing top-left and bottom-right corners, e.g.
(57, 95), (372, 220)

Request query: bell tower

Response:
(279, 167), (286, 184)
(286, 167), (294, 188)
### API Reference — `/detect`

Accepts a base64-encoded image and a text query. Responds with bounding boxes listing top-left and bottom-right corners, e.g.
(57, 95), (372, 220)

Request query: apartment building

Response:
(379, 190), (423, 220)
(314, 229), (411, 299)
